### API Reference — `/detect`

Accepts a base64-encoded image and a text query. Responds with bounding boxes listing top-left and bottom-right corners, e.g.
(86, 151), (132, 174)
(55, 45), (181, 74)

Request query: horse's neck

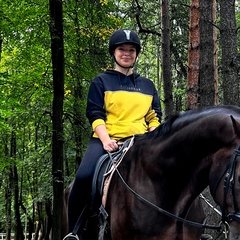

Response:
(169, 114), (237, 158)
(145, 115), (237, 211)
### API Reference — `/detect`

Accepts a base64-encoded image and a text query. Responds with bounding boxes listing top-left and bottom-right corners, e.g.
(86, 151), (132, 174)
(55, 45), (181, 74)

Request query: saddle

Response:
(91, 136), (134, 211)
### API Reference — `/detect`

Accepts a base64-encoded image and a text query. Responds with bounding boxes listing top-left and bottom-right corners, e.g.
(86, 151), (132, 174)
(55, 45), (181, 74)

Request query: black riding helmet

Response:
(108, 29), (141, 56)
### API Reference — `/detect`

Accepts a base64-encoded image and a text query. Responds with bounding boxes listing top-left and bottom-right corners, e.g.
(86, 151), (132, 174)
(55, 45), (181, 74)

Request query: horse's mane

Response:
(142, 113), (180, 141)
(140, 105), (240, 142)
(141, 108), (201, 141)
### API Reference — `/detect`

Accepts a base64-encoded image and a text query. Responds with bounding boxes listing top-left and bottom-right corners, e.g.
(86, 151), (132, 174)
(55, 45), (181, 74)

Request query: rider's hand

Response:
(102, 139), (119, 152)
(94, 124), (119, 152)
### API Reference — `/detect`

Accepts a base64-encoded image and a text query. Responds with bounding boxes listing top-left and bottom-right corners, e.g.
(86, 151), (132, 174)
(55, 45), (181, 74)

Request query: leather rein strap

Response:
(109, 144), (240, 230)
(109, 154), (221, 230)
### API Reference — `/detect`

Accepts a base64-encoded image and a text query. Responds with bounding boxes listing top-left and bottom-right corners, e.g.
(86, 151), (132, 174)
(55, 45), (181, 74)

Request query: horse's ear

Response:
(230, 115), (240, 138)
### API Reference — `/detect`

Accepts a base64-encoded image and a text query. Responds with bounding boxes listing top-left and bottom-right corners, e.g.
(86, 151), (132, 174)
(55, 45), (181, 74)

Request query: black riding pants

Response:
(67, 137), (106, 232)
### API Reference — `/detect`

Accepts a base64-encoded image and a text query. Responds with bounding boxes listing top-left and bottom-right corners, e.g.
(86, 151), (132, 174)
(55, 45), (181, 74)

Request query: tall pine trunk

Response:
(161, 0), (173, 117)
(11, 131), (24, 240)
(5, 138), (12, 240)
(199, 0), (215, 107)
(72, 0), (85, 170)
(213, 0), (218, 105)
(49, 0), (65, 239)
(220, 0), (239, 105)
(186, 0), (200, 110)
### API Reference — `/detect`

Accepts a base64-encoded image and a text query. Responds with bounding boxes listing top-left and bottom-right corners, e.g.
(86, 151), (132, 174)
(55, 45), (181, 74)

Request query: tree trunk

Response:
(5, 169), (12, 240)
(49, 0), (65, 238)
(4, 136), (12, 240)
(213, 0), (218, 105)
(186, 0), (200, 110)
(73, 81), (84, 169)
(220, 0), (239, 105)
(161, 0), (173, 117)
(45, 198), (53, 240)
(199, 0), (215, 107)
(34, 220), (41, 240)
(13, 165), (24, 240)
(11, 131), (24, 240)
(72, 1), (85, 169)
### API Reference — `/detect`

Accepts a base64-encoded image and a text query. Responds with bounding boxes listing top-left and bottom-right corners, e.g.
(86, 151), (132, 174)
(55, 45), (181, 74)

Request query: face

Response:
(114, 44), (137, 68)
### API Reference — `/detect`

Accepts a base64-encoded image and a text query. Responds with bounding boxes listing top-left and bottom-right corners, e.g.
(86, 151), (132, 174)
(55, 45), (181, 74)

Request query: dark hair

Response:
(108, 29), (141, 56)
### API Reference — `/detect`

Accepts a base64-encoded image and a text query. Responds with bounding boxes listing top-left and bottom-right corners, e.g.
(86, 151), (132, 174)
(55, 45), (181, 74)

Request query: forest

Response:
(1, 0), (240, 239)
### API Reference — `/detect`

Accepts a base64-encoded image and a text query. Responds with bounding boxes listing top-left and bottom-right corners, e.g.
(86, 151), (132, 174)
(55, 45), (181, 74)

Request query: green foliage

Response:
(0, 0), (122, 234)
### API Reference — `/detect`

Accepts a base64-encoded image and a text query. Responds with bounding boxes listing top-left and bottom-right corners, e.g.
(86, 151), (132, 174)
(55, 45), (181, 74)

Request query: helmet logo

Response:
(123, 30), (131, 40)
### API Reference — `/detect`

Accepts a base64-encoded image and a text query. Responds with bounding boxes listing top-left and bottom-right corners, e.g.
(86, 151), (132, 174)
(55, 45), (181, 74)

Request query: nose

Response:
(123, 50), (130, 55)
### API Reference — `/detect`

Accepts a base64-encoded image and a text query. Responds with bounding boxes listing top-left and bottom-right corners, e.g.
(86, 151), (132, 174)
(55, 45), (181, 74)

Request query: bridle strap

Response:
(222, 144), (240, 223)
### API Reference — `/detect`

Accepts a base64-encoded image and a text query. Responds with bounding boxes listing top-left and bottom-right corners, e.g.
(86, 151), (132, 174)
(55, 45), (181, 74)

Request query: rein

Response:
(108, 144), (240, 233)
(108, 153), (221, 231)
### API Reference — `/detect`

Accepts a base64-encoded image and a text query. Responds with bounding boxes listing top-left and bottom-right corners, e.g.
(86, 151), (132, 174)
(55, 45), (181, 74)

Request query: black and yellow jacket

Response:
(86, 70), (162, 140)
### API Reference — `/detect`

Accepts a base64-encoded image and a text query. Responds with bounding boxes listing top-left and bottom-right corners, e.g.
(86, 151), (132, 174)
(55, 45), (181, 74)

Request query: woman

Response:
(65, 29), (162, 238)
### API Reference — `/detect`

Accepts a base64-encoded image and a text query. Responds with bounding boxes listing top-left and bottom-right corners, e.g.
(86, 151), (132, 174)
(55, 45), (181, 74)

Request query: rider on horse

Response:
(64, 29), (162, 239)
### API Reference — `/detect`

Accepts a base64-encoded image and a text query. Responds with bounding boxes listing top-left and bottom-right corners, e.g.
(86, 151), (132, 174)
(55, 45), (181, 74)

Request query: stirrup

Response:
(63, 232), (79, 240)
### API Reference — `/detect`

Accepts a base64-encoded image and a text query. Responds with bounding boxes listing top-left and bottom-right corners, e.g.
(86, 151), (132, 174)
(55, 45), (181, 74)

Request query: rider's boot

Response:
(63, 205), (89, 240)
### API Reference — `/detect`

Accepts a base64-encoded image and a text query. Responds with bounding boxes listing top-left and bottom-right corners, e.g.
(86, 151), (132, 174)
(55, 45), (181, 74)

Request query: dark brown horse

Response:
(64, 105), (240, 240)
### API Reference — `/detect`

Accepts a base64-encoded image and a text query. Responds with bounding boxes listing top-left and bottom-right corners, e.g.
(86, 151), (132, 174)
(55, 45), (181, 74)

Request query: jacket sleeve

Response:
(145, 83), (162, 128)
(86, 76), (106, 130)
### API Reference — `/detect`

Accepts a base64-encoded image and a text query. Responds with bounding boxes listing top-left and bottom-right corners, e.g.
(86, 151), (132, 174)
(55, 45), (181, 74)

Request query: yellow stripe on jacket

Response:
(92, 90), (160, 140)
